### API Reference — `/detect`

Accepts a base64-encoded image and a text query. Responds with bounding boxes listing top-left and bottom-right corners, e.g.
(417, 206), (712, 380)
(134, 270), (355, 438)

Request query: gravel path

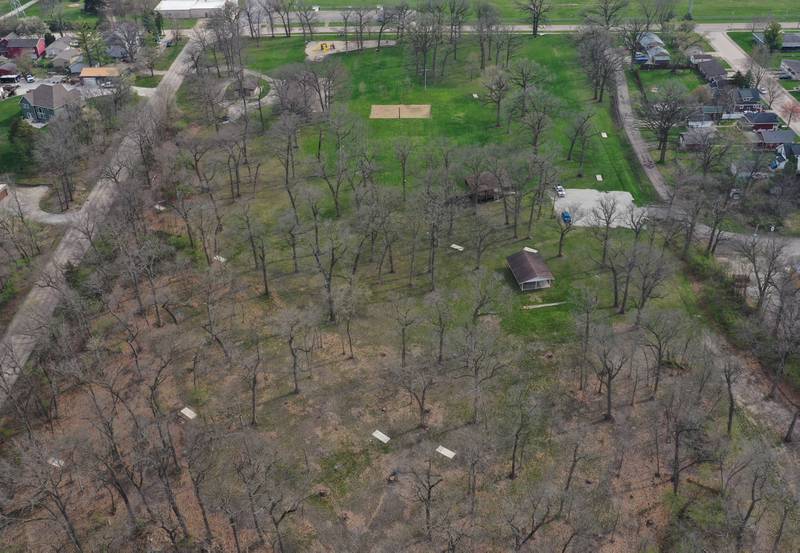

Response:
(0, 27), (198, 405)
(0, 187), (80, 225)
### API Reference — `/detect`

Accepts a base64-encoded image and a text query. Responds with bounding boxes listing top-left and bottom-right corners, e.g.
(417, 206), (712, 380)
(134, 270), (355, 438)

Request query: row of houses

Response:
(753, 31), (800, 52)
(679, 57), (799, 175)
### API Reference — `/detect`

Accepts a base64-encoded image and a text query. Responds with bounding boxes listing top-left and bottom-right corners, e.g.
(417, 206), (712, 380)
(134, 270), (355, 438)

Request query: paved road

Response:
(704, 31), (800, 136)
(0, 28), (196, 404)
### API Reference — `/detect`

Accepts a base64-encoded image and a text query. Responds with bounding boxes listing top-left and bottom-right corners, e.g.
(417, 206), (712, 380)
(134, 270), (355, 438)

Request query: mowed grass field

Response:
(308, 0), (798, 22)
(246, 34), (655, 203)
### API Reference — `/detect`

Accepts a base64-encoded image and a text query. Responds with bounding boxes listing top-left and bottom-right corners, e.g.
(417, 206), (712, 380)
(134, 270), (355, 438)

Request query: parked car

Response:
(561, 211), (572, 224)
(555, 185), (566, 198)
(25, 74), (34, 83)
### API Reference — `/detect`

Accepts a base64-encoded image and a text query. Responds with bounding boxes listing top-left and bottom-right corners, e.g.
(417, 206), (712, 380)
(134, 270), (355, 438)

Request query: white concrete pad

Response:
(47, 457), (65, 468)
(180, 407), (197, 420)
(450, 244), (464, 252)
(436, 445), (456, 459)
(472, 93), (479, 99)
(595, 174), (603, 182)
(213, 255), (227, 264)
(522, 246), (538, 253)
(601, 132), (608, 138)
(372, 430), (390, 443)
(553, 189), (648, 229)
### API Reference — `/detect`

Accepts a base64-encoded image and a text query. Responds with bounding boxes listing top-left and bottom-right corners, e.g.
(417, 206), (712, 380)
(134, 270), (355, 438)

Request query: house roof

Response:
(21, 83), (80, 110)
(5, 37), (41, 48)
(54, 47), (81, 62)
(45, 36), (71, 55)
(507, 250), (554, 285)
(780, 143), (800, 157)
(79, 66), (120, 78)
(646, 45), (670, 58)
(465, 171), (501, 192)
(743, 111), (779, 124)
(681, 127), (716, 145)
(754, 32), (800, 48)
(0, 61), (16, 71)
(737, 88), (761, 103)
(782, 60), (800, 72)
(155, 0), (226, 11)
(640, 32), (664, 48)
(759, 130), (797, 144)
(697, 59), (726, 80)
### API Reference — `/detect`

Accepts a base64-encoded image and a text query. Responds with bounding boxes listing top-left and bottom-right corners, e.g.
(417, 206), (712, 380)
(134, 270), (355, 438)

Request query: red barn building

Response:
(0, 34), (45, 60)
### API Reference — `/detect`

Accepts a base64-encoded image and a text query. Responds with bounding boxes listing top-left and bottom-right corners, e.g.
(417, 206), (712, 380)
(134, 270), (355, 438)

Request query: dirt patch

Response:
(369, 104), (432, 119)
(305, 40), (397, 62)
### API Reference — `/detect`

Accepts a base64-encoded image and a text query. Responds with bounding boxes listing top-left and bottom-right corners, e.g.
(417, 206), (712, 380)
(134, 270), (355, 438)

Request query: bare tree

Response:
(637, 82), (694, 163)
(585, 0), (629, 28)
(590, 325), (630, 421)
(516, 0), (550, 36)
(557, 205), (582, 257)
(410, 459), (444, 541)
(735, 235), (784, 315)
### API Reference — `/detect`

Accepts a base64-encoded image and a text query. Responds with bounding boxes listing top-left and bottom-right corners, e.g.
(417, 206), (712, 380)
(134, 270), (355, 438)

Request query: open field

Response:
(134, 74), (162, 87)
(245, 35), (655, 203)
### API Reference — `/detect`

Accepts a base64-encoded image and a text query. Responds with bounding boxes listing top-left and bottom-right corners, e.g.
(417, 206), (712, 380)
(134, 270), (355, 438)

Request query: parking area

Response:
(553, 188), (649, 228)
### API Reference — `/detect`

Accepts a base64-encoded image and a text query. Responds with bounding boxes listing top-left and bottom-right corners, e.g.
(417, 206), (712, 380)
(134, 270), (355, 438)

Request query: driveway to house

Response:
(0, 186), (80, 225)
(0, 26), (198, 404)
(704, 30), (800, 136)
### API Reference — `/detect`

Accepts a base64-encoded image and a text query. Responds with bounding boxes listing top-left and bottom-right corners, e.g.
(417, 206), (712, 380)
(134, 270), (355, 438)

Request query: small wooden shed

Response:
(506, 248), (554, 291)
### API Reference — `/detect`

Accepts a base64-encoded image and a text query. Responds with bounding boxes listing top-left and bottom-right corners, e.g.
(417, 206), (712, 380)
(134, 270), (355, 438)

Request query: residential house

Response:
(506, 248), (555, 291)
(52, 48), (82, 71)
(737, 111), (780, 131)
(771, 143), (800, 174)
(19, 83), (82, 123)
(756, 130), (797, 150)
(79, 66), (121, 87)
(781, 59), (800, 80)
(734, 88), (762, 111)
(638, 32), (671, 66)
(696, 59), (727, 85)
(0, 34), (45, 60)
(753, 32), (800, 52)
(688, 105), (724, 128)
(680, 127), (717, 150)
(45, 36), (72, 59)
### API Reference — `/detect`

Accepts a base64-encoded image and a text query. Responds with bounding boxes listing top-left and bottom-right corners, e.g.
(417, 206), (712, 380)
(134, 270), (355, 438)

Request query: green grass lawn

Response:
(244, 35), (654, 203)
(0, 98), (22, 172)
(27, 2), (99, 27)
(243, 36), (309, 74)
(306, 0), (799, 22)
(154, 39), (187, 71)
(134, 74), (163, 87)
(633, 68), (706, 97)
(728, 31), (800, 68)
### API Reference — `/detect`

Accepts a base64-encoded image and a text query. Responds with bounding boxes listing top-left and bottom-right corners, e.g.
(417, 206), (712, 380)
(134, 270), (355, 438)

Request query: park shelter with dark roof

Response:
(465, 171), (502, 202)
(506, 248), (554, 291)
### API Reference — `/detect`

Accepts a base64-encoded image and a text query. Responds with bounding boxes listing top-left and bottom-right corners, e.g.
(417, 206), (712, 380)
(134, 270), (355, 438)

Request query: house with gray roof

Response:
(19, 83), (82, 123)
